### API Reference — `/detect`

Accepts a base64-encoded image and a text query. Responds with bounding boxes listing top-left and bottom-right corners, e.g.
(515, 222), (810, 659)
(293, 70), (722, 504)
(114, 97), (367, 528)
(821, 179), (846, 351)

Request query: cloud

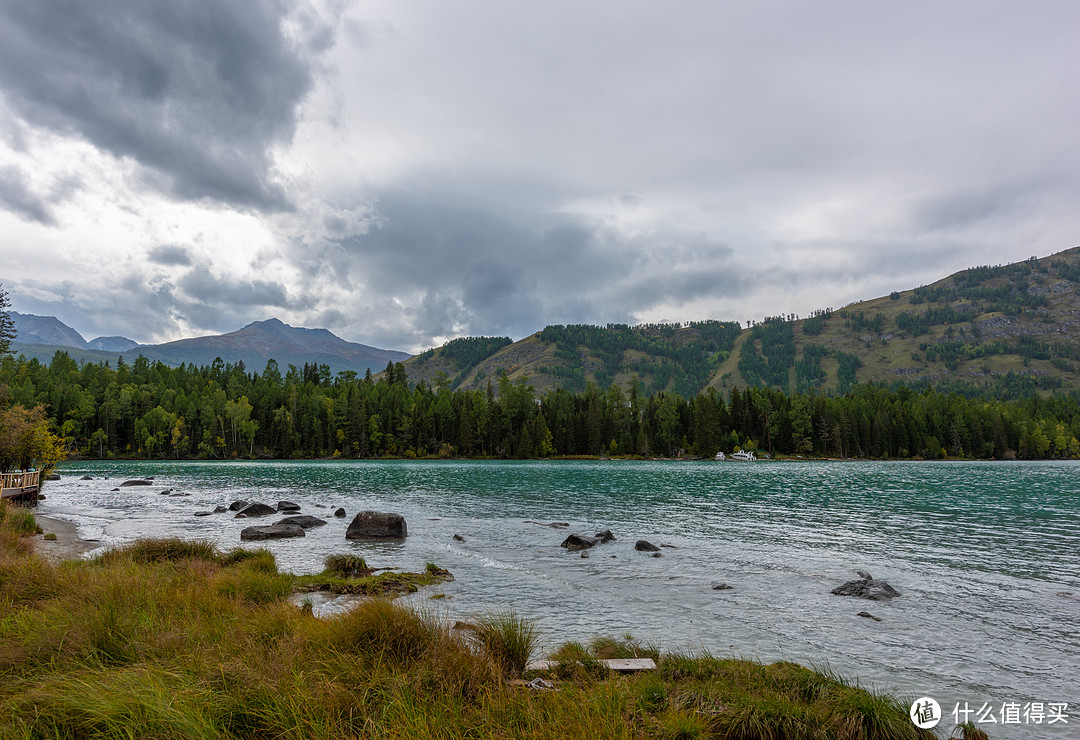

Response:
(0, 0), (334, 210)
(0, 164), (53, 224)
(147, 245), (193, 267)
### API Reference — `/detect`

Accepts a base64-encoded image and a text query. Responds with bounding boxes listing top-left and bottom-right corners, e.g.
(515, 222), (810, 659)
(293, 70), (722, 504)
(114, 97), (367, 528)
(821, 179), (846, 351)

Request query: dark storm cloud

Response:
(0, 0), (325, 209)
(0, 164), (53, 224)
(316, 189), (742, 343)
(147, 245), (193, 267)
(178, 267), (290, 307)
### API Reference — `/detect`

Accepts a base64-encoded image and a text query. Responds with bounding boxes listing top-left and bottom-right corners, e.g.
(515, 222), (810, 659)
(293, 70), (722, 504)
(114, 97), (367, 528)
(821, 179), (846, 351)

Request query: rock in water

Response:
(235, 502), (276, 518)
(345, 511), (408, 539)
(635, 540), (661, 552)
(561, 534), (600, 551)
(228, 500), (249, 511)
(594, 529), (616, 543)
(334, 507), (347, 518)
(240, 524), (306, 541)
(453, 534), (466, 542)
(273, 515), (327, 529)
(857, 611), (884, 622)
(277, 500), (301, 512)
(712, 583), (733, 590)
(832, 578), (901, 601)
(119, 479), (152, 487)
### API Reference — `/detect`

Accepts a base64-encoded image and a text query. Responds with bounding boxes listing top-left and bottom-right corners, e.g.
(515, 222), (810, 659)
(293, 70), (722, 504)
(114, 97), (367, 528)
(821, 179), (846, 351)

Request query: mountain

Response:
(87, 336), (140, 351)
(9, 317), (410, 375)
(401, 246), (1080, 397)
(10, 312), (89, 348)
(144, 319), (410, 374)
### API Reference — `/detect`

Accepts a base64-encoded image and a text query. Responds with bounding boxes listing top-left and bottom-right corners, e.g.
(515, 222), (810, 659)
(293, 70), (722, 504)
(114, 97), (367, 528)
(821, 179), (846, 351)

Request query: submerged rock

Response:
(832, 573), (901, 601)
(345, 511), (408, 539)
(453, 534), (466, 542)
(711, 583), (734, 591)
(561, 534), (600, 551)
(119, 479), (153, 487)
(240, 523), (306, 541)
(235, 502), (276, 518)
(857, 611), (884, 622)
(273, 515), (327, 529)
(635, 540), (661, 552)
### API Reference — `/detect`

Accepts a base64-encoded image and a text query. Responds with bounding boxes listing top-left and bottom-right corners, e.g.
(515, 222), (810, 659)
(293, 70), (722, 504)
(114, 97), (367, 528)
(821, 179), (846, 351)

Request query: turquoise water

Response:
(40, 460), (1080, 737)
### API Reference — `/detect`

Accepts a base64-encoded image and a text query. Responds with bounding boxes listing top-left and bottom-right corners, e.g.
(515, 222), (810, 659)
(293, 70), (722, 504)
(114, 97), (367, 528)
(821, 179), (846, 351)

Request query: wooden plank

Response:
(526, 658), (656, 672)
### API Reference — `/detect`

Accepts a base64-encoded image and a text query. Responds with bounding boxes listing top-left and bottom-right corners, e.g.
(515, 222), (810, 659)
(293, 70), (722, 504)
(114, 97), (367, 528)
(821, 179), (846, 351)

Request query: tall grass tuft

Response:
(471, 609), (539, 677)
(0, 501), (40, 536)
(952, 721), (990, 740)
(99, 537), (219, 564)
(328, 598), (442, 665)
(324, 553), (372, 578)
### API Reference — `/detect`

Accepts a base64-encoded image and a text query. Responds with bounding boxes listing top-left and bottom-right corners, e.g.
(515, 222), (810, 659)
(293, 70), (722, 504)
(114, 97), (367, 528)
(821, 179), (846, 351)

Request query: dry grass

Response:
(0, 514), (935, 739)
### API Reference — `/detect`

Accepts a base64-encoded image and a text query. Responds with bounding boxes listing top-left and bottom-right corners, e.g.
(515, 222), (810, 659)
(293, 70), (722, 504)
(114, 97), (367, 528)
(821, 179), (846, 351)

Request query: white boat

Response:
(729, 450), (757, 462)
(714, 451), (725, 460)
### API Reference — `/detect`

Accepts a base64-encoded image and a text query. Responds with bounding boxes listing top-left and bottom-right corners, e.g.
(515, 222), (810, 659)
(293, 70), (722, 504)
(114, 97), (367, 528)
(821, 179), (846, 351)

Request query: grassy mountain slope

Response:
(403, 247), (1080, 397)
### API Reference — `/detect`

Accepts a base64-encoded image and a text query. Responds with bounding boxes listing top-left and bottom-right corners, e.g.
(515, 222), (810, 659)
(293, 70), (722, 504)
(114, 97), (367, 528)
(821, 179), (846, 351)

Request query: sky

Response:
(0, 1), (1077, 353)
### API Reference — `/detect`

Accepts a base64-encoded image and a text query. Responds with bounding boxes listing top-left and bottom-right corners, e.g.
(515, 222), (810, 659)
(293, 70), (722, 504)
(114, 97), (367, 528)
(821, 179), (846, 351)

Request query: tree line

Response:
(1, 350), (1079, 462)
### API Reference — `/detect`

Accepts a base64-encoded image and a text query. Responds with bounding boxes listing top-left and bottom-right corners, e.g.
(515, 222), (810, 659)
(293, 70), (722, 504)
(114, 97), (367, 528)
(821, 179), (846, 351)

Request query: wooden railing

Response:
(0, 470), (40, 494)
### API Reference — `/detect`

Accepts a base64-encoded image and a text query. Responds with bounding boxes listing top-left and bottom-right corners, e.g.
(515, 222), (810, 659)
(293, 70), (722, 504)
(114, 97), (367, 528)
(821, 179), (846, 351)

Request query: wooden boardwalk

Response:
(526, 658), (656, 673)
(1, 470), (40, 504)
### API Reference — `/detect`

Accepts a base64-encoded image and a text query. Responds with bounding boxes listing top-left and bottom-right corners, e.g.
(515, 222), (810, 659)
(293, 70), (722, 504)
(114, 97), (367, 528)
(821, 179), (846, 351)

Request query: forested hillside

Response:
(400, 246), (1080, 398)
(2, 351), (1078, 461)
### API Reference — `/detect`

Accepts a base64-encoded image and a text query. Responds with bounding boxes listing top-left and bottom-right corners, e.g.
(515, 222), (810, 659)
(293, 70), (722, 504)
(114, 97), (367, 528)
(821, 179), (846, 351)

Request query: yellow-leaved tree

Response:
(0, 405), (66, 474)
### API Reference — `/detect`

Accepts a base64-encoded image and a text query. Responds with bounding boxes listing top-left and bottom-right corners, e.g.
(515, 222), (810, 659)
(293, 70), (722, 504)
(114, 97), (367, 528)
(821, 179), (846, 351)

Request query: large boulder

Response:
(277, 500), (301, 512)
(240, 524), (306, 541)
(274, 515), (327, 529)
(561, 534), (600, 551)
(346, 511), (408, 540)
(831, 572), (901, 601)
(235, 502), (276, 518)
(228, 500), (249, 511)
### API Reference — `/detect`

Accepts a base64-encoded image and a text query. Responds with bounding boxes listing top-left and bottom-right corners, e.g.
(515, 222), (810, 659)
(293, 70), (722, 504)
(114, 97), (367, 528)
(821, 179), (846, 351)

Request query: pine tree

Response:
(0, 284), (16, 356)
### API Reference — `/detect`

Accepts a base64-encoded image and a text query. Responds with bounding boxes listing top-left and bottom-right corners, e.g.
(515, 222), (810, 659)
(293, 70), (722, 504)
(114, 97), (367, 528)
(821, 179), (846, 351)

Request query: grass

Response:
(0, 513), (938, 739)
(470, 609), (539, 677)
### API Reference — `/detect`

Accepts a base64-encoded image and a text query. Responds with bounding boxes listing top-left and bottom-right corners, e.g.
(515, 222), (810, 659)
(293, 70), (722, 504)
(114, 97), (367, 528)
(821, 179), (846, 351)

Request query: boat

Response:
(714, 451), (725, 460)
(729, 450), (757, 462)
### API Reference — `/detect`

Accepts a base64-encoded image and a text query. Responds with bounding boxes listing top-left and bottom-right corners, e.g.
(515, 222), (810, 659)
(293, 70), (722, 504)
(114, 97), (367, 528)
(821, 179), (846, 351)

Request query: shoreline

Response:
(32, 514), (100, 563)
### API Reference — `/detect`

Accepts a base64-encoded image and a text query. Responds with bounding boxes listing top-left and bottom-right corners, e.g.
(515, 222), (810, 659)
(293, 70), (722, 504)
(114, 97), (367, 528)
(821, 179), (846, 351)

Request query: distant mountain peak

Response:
(10, 311), (88, 349)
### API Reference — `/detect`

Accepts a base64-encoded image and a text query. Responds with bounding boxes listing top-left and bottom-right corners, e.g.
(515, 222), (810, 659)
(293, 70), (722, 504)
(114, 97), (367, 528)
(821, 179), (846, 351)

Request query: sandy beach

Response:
(32, 514), (100, 563)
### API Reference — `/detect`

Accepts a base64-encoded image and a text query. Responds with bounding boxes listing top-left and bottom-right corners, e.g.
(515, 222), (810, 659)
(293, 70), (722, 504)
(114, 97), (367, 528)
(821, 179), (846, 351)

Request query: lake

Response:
(38, 459), (1080, 737)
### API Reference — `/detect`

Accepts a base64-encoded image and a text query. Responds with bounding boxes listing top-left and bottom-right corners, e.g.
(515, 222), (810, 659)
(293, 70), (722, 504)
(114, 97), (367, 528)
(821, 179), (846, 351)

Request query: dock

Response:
(1, 470), (41, 505)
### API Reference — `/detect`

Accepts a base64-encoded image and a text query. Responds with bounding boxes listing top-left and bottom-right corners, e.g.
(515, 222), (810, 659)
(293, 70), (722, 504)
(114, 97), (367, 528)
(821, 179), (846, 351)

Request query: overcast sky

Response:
(0, 1), (1077, 353)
